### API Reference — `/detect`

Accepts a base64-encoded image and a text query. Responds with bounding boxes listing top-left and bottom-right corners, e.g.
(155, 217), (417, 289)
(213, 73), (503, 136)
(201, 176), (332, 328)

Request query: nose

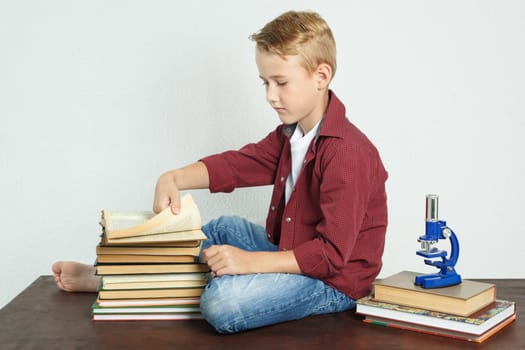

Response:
(266, 84), (278, 105)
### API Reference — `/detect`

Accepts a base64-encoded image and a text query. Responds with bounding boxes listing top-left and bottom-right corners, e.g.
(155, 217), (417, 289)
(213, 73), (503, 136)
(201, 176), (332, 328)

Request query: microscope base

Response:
(415, 272), (462, 289)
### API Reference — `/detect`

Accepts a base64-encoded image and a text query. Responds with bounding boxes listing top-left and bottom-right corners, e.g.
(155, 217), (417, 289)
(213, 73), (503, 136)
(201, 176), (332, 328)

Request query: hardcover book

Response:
(95, 263), (210, 275)
(92, 302), (201, 315)
(92, 300), (203, 321)
(356, 296), (516, 338)
(373, 271), (496, 316)
(363, 313), (516, 343)
(101, 273), (208, 284)
(101, 274), (208, 290)
(100, 230), (205, 246)
(95, 296), (201, 308)
(96, 254), (197, 264)
(98, 287), (205, 300)
(92, 313), (204, 321)
(96, 245), (202, 256)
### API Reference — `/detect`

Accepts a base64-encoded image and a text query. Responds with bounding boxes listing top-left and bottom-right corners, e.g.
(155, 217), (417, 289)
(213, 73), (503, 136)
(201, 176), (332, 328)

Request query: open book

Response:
(101, 194), (205, 241)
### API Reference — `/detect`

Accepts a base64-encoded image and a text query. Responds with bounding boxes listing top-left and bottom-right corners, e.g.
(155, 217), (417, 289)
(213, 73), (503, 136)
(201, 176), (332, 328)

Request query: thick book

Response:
(92, 313), (204, 321)
(96, 254), (197, 264)
(100, 230), (206, 247)
(92, 302), (201, 314)
(101, 194), (202, 239)
(363, 313), (516, 343)
(356, 296), (516, 337)
(101, 273), (208, 284)
(373, 271), (496, 316)
(95, 296), (201, 308)
(95, 263), (210, 275)
(99, 235), (202, 247)
(101, 278), (207, 290)
(96, 245), (202, 256)
(98, 287), (205, 300)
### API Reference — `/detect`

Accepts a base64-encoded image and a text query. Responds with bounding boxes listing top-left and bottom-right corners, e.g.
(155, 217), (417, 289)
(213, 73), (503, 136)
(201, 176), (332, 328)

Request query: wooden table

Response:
(0, 276), (522, 349)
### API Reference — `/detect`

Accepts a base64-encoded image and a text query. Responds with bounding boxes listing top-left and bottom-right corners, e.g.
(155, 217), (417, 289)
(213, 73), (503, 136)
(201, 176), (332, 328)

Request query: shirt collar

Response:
(282, 90), (347, 140)
(318, 90), (347, 139)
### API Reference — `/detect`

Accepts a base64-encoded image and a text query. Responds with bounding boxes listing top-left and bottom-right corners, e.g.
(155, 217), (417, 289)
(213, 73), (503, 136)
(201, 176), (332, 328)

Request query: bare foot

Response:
(52, 261), (100, 292)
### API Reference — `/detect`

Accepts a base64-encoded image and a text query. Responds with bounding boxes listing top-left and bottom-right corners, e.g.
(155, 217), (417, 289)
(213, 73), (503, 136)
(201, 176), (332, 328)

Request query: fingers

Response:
(203, 245), (249, 276)
(153, 196), (180, 215)
(202, 246), (218, 265)
(164, 187), (181, 215)
(153, 193), (181, 214)
(170, 199), (181, 215)
(152, 197), (168, 214)
(203, 246), (226, 276)
(153, 172), (181, 214)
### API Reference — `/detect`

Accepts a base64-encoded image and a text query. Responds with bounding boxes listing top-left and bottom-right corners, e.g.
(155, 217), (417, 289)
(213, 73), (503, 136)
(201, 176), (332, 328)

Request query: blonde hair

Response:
(249, 10), (337, 78)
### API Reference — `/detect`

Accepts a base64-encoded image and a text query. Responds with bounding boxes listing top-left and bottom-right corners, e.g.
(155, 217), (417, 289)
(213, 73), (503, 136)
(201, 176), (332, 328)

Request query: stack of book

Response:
(92, 194), (210, 321)
(356, 271), (516, 343)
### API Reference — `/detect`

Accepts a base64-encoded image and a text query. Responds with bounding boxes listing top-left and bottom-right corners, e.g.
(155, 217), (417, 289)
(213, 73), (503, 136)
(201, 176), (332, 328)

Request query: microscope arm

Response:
(441, 227), (460, 268)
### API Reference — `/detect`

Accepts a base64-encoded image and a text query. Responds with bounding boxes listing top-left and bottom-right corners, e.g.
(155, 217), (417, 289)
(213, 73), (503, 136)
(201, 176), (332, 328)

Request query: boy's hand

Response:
(152, 162), (210, 215)
(153, 171), (181, 214)
(203, 245), (252, 276)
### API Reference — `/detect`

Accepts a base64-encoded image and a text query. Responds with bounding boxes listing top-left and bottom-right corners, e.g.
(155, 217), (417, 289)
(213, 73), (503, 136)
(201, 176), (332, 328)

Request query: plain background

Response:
(1, 1), (524, 308)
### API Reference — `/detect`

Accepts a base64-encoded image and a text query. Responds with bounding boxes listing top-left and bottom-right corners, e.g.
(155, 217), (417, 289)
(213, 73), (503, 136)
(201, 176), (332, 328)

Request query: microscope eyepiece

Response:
(426, 194), (439, 222)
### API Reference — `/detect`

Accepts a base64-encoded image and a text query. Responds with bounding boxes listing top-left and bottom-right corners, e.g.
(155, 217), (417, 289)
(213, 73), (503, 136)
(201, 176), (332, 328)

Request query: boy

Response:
(53, 10), (388, 334)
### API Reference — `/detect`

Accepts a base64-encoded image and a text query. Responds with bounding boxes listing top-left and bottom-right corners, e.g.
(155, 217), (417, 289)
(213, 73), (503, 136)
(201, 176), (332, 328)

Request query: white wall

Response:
(1, 1), (524, 308)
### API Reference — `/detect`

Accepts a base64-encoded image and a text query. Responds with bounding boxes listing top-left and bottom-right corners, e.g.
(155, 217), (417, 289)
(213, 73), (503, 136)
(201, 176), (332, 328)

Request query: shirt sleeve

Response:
(200, 126), (286, 193)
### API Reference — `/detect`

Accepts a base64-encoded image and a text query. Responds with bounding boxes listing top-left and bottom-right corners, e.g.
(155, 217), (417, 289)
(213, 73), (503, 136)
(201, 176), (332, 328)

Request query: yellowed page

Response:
(103, 194), (202, 239)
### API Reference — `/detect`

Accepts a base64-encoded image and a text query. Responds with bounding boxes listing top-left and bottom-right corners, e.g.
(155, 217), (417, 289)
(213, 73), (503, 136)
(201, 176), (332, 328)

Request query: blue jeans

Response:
(200, 216), (356, 334)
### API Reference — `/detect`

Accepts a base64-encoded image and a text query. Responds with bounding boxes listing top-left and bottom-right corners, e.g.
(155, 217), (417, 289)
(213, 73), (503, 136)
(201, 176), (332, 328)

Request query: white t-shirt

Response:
(285, 121), (321, 204)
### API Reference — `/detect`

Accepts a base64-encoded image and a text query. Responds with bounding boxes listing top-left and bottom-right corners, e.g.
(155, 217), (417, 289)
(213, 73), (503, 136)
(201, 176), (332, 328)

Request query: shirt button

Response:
(285, 217), (291, 223)
(280, 176), (285, 182)
(267, 233), (271, 238)
(271, 206), (276, 211)
(281, 247), (287, 251)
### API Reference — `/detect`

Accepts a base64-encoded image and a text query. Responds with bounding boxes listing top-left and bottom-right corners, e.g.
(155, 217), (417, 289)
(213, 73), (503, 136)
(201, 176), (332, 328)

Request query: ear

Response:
(314, 63), (332, 90)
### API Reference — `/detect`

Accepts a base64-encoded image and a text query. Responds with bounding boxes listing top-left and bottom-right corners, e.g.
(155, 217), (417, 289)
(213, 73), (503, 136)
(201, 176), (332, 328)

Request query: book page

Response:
(102, 212), (155, 230)
(103, 194), (202, 239)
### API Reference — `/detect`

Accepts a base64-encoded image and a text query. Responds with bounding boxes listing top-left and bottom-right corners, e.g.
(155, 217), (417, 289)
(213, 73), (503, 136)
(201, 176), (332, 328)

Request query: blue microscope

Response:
(415, 194), (462, 289)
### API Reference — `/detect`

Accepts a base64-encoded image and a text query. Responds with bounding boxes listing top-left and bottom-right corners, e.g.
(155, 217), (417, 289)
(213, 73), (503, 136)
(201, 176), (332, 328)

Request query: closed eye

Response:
(259, 78), (287, 87)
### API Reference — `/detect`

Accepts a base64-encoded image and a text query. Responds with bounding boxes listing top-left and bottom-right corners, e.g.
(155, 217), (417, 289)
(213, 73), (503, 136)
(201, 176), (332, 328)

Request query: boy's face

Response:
(255, 50), (328, 134)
